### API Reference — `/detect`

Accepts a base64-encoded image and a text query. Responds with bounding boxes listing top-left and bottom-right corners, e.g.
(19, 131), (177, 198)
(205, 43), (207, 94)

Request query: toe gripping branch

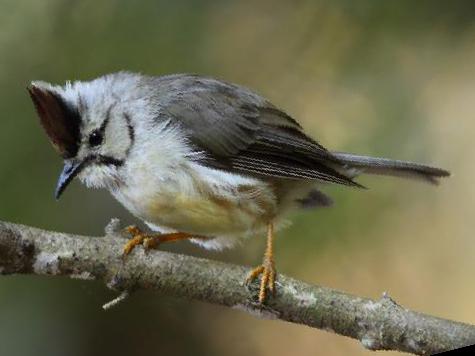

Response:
(123, 223), (277, 304)
(122, 226), (197, 255)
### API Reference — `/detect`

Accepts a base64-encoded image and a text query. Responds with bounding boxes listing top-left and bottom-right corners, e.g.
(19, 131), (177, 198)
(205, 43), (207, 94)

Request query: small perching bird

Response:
(28, 72), (450, 303)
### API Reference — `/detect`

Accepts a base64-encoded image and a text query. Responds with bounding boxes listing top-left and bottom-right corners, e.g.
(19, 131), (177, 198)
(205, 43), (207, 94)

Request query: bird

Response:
(27, 72), (450, 303)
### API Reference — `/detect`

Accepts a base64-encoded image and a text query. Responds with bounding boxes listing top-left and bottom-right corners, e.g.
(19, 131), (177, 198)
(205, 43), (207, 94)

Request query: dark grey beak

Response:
(55, 160), (83, 200)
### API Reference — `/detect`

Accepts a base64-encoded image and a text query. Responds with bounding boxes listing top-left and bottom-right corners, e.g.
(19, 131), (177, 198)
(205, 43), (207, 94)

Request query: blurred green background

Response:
(1, 1), (474, 355)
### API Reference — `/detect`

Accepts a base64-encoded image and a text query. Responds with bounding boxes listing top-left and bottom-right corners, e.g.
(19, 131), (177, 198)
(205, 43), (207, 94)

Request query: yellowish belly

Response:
(144, 191), (275, 235)
(114, 160), (279, 237)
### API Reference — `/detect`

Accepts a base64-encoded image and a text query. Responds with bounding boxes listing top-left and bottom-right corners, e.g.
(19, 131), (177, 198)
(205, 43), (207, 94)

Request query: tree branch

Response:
(0, 219), (474, 354)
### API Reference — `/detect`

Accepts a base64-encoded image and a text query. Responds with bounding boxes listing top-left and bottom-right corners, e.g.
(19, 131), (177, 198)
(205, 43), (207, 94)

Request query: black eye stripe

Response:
(97, 155), (124, 167)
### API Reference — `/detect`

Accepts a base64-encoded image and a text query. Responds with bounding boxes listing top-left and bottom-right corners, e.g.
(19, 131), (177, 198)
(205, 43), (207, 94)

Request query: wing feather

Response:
(157, 74), (359, 187)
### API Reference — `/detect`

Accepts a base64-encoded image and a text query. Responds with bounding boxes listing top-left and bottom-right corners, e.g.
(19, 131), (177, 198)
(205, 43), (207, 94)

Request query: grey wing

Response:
(160, 75), (361, 187)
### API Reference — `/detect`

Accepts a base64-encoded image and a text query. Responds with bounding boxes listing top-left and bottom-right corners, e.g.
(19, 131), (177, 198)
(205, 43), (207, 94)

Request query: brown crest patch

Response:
(28, 85), (80, 158)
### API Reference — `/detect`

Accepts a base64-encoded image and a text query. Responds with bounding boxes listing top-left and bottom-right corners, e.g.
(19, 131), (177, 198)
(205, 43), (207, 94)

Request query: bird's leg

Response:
(123, 226), (200, 255)
(246, 222), (276, 303)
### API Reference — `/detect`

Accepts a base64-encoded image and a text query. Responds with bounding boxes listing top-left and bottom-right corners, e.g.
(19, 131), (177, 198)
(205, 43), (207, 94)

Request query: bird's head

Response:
(28, 73), (144, 198)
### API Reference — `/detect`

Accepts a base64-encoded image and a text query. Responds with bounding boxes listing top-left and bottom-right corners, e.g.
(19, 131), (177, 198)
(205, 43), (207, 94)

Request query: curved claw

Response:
(122, 226), (146, 255)
(246, 261), (276, 303)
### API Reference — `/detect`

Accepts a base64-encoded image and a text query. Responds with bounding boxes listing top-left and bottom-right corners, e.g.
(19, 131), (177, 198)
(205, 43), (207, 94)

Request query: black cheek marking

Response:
(124, 113), (135, 155)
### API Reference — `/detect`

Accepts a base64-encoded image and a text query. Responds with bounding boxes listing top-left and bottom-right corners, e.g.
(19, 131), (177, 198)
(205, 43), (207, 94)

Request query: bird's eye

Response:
(88, 130), (103, 147)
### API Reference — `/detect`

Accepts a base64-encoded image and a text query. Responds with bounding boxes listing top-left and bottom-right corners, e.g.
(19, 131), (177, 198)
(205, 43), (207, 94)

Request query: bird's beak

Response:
(55, 159), (84, 200)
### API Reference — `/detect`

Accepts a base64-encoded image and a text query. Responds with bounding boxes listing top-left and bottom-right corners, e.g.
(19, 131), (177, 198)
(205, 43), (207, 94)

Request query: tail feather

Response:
(332, 152), (450, 185)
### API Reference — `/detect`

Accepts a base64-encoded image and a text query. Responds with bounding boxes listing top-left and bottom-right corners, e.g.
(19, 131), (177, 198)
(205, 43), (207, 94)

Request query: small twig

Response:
(102, 290), (130, 310)
(0, 219), (474, 355)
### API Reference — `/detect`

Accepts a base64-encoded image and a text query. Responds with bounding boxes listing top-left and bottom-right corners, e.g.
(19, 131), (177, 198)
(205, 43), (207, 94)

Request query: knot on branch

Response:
(357, 293), (405, 351)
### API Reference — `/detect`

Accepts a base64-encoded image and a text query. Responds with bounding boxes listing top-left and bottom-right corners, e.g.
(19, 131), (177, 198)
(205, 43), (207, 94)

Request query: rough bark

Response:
(0, 219), (474, 355)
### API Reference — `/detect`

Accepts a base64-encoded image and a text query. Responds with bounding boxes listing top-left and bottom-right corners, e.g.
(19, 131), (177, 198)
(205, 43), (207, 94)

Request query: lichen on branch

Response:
(0, 219), (474, 355)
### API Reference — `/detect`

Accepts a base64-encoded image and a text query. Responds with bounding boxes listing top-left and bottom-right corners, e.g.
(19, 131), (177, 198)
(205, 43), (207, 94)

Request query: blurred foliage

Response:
(1, 1), (474, 355)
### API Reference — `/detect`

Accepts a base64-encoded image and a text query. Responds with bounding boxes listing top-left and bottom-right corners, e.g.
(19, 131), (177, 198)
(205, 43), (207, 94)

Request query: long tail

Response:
(332, 152), (451, 185)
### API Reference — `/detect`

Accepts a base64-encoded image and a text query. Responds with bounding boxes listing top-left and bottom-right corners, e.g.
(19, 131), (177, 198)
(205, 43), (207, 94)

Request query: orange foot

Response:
(246, 222), (277, 303)
(246, 259), (276, 303)
(123, 226), (198, 255)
